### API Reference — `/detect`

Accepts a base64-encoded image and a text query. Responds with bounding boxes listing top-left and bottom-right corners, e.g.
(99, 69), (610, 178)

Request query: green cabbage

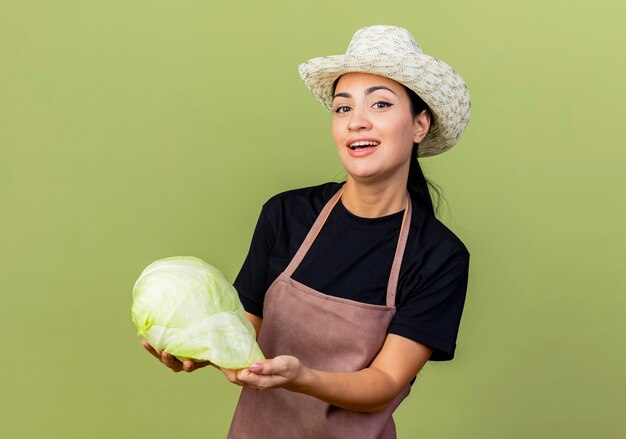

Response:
(131, 256), (264, 369)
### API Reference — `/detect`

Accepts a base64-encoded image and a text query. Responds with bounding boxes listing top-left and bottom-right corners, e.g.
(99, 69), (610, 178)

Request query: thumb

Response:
(247, 360), (269, 374)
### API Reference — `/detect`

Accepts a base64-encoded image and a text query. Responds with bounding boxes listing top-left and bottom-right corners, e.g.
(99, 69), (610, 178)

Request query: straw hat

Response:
(298, 25), (470, 157)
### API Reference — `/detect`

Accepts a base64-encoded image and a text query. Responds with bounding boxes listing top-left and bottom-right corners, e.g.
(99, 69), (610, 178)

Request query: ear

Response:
(413, 110), (431, 144)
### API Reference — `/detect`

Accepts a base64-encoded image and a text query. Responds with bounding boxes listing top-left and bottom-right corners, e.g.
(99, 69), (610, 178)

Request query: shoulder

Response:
(392, 201), (470, 361)
(407, 200), (470, 267)
(264, 181), (343, 208)
(261, 182), (344, 226)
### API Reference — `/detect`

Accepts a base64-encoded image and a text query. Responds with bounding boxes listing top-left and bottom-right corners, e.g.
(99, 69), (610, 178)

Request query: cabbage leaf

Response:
(132, 256), (264, 369)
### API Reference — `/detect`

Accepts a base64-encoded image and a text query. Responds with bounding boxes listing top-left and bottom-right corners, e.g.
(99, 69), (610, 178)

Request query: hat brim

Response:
(298, 53), (470, 157)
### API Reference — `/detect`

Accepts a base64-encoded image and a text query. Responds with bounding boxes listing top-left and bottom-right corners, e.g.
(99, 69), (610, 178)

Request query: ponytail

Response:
(407, 145), (434, 215)
(404, 86), (441, 216)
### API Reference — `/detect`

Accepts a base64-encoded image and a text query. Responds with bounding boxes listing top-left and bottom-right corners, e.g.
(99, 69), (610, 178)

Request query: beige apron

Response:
(228, 186), (413, 439)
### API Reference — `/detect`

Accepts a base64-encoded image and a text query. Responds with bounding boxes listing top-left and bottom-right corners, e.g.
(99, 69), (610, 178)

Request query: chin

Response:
(344, 166), (381, 180)
(343, 161), (409, 186)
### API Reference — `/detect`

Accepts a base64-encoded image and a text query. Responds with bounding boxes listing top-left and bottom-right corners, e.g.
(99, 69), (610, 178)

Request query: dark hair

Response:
(403, 86), (441, 216)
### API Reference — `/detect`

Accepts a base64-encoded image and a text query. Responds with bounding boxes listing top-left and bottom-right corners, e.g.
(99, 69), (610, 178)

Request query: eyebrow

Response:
(333, 85), (397, 100)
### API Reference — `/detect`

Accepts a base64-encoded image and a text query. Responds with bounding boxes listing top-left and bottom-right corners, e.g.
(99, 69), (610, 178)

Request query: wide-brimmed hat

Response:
(298, 25), (470, 157)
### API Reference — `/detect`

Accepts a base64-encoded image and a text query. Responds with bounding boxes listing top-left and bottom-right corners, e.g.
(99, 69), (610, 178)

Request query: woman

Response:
(143, 25), (471, 438)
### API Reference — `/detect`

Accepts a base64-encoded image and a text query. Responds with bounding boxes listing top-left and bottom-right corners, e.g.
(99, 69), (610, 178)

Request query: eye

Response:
(334, 105), (351, 114)
(372, 101), (393, 109)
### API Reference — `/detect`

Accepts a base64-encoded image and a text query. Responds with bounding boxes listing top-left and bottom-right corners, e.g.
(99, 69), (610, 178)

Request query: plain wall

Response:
(1, 1), (624, 437)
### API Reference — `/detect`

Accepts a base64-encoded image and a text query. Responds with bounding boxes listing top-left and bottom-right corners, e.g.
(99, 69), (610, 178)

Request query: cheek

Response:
(385, 120), (416, 160)
(397, 119), (418, 149)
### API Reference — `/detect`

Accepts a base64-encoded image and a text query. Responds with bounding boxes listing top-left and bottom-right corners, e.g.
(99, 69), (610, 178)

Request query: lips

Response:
(347, 139), (380, 150)
(345, 138), (380, 158)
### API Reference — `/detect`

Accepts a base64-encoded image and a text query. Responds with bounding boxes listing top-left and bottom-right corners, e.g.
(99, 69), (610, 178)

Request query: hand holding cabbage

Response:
(132, 256), (265, 370)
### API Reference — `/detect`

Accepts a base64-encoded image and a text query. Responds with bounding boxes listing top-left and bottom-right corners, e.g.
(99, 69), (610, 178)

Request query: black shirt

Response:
(234, 182), (470, 361)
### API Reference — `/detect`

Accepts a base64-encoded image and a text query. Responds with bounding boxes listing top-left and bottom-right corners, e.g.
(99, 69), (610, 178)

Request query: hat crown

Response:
(345, 25), (423, 57)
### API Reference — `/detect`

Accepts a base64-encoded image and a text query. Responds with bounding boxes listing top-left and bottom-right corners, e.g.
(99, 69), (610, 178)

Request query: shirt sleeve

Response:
(389, 246), (470, 361)
(233, 206), (277, 318)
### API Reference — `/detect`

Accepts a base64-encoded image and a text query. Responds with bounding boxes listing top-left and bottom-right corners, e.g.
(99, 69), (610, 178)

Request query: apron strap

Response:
(386, 194), (412, 308)
(283, 186), (345, 277)
(283, 185), (412, 308)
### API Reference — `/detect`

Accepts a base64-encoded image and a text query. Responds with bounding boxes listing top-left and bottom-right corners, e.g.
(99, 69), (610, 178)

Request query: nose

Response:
(347, 106), (372, 131)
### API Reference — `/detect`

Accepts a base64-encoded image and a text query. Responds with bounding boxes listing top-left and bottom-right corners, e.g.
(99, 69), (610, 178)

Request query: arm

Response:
(245, 311), (262, 337)
(233, 333), (433, 413)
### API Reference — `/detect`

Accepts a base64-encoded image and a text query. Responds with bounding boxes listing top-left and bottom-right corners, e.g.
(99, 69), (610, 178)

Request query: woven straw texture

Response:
(298, 25), (471, 157)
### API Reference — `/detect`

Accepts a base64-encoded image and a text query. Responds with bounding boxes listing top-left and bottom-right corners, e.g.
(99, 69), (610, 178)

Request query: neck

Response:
(341, 176), (408, 218)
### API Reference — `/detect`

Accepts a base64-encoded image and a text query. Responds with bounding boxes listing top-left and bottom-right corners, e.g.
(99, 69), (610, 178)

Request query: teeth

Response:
(349, 141), (379, 149)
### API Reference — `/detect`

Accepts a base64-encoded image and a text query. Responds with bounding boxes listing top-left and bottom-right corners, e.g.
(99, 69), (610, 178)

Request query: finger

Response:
(161, 351), (183, 372)
(221, 368), (243, 385)
(182, 360), (195, 372)
(248, 360), (278, 375)
(247, 362), (264, 373)
(236, 368), (278, 390)
(140, 340), (161, 361)
(237, 368), (260, 384)
(183, 360), (211, 372)
(235, 369), (256, 387)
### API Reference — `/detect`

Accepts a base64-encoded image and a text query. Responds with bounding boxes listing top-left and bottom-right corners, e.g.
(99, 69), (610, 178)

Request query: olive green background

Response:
(1, 0), (624, 438)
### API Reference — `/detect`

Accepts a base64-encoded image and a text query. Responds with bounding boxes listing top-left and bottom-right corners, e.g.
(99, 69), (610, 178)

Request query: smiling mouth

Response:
(348, 141), (380, 150)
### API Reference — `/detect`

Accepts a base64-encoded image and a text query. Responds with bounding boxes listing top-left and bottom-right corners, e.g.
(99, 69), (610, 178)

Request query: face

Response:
(331, 72), (430, 185)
